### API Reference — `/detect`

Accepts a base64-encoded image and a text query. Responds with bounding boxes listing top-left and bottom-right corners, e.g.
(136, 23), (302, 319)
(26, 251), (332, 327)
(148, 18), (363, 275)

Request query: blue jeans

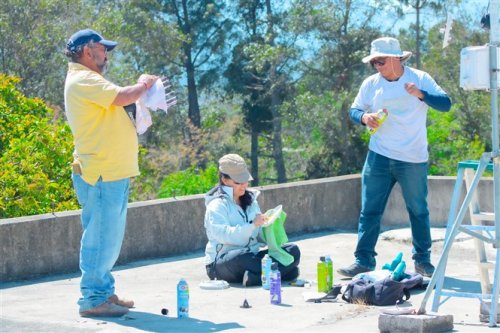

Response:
(354, 151), (431, 269)
(72, 174), (130, 311)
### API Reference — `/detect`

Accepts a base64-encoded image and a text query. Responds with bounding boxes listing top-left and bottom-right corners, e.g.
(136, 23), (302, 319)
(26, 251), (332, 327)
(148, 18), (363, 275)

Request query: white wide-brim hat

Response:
(362, 37), (412, 63)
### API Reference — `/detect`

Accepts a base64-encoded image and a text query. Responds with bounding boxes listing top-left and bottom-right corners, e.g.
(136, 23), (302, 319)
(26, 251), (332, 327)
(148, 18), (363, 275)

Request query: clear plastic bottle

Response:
(325, 255), (333, 292)
(177, 278), (189, 318)
(317, 256), (328, 293)
(269, 262), (281, 305)
(261, 254), (272, 290)
(368, 108), (388, 135)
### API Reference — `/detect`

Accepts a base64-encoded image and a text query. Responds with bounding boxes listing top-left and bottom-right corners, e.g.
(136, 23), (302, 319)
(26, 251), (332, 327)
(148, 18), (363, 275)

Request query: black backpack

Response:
(341, 272), (423, 306)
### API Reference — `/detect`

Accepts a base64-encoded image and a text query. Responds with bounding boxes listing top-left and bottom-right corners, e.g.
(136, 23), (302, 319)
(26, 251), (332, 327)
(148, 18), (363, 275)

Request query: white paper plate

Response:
(199, 280), (230, 290)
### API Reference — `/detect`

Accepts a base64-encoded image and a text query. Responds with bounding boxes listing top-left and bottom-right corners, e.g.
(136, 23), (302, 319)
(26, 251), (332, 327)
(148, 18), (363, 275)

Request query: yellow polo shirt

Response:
(64, 62), (139, 185)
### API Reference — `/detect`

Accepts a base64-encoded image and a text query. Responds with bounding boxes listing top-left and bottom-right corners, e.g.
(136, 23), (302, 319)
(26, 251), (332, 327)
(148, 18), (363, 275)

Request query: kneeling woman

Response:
(204, 154), (301, 286)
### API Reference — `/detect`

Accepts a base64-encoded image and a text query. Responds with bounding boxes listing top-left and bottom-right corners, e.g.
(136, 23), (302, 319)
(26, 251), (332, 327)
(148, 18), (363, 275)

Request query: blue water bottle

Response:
(269, 262), (281, 305)
(261, 254), (272, 290)
(177, 278), (189, 318)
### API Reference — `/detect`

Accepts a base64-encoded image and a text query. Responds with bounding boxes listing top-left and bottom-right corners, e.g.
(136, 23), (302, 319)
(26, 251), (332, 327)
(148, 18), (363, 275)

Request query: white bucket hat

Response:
(362, 37), (412, 64)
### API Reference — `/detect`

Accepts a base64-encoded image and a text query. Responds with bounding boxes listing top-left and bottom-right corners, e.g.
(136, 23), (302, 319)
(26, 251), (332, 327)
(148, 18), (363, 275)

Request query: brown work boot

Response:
(337, 262), (373, 278)
(79, 301), (129, 317)
(108, 294), (135, 308)
(415, 262), (435, 278)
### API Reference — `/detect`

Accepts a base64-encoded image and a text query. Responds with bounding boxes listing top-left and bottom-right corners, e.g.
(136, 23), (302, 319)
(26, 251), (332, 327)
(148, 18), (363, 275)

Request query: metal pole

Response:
(490, 0), (499, 155)
(492, 157), (500, 327)
(489, 1), (500, 327)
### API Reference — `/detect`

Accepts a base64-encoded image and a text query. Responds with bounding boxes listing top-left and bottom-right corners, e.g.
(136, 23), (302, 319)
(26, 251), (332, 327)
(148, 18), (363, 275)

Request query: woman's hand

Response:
(253, 213), (268, 227)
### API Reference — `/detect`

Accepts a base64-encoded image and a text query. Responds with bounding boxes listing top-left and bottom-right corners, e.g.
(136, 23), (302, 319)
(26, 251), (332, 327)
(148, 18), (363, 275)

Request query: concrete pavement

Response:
(1, 228), (497, 332)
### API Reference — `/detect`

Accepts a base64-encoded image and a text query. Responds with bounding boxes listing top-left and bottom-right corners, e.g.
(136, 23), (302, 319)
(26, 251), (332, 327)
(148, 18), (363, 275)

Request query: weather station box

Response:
(460, 45), (500, 90)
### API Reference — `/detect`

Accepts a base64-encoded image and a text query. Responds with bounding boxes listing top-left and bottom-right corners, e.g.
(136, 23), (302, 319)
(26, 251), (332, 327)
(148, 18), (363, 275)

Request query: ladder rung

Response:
(436, 290), (495, 299)
(458, 160), (494, 171)
(472, 212), (495, 221)
(460, 225), (495, 232)
(478, 261), (495, 269)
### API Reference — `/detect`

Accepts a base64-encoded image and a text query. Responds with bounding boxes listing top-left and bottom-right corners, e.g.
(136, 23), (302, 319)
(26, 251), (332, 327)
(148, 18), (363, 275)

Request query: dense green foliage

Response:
(427, 108), (484, 175)
(0, 0), (496, 218)
(158, 164), (219, 199)
(0, 75), (77, 218)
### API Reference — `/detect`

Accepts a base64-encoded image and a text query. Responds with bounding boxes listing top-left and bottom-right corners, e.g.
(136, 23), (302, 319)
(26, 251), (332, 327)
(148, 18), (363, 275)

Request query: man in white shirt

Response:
(337, 37), (451, 278)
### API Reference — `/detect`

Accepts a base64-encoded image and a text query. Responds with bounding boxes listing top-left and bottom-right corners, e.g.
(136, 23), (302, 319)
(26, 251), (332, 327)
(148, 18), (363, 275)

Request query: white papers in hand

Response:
(263, 205), (283, 227)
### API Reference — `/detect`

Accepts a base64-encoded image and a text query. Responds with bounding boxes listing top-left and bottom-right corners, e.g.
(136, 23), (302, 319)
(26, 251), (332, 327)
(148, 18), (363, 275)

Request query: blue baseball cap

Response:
(66, 29), (117, 52)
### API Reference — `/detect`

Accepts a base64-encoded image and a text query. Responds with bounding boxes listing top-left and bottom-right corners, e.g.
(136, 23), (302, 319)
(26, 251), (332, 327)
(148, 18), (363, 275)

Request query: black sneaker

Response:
(337, 263), (373, 278)
(415, 262), (435, 277)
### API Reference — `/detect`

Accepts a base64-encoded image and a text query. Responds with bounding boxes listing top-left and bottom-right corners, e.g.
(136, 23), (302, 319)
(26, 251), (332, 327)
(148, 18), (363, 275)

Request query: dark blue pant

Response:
(355, 150), (432, 268)
(206, 243), (301, 285)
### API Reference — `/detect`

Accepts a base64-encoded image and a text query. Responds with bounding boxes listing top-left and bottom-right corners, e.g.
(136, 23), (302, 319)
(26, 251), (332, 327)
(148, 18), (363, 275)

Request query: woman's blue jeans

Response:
(72, 174), (130, 311)
(354, 150), (432, 269)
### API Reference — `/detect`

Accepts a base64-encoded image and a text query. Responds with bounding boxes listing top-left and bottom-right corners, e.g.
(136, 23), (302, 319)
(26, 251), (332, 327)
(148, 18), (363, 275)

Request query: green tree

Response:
(0, 75), (77, 218)
(0, 0), (91, 109)
(427, 108), (484, 175)
(227, 0), (305, 184)
(395, 0), (451, 69)
(289, 0), (383, 178)
(424, 16), (491, 149)
(127, 0), (231, 129)
(224, 1), (276, 185)
(389, 11), (489, 175)
(158, 163), (218, 198)
(103, 0), (233, 171)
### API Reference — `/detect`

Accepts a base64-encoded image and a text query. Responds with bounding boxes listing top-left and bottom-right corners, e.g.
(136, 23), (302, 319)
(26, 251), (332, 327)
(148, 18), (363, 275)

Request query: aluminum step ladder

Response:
(460, 160), (496, 295)
(418, 155), (499, 327)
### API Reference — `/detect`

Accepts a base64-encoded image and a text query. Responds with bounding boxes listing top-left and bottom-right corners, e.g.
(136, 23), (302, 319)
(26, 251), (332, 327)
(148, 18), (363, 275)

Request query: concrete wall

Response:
(0, 175), (493, 282)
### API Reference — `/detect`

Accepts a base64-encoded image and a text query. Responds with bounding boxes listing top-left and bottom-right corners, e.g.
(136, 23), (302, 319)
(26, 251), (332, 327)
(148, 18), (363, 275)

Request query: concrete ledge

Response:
(379, 313), (454, 333)
(479, 301), (500, 323)
(0, 175), (493, 282)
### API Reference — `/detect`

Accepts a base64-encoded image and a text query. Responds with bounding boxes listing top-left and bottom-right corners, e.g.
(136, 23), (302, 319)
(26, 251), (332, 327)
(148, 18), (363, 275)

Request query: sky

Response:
(377, 0), (491, 36)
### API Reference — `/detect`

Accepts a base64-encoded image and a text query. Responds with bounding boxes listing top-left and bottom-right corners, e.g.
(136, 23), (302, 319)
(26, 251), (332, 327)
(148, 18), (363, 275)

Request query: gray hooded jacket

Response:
(204, 185), (264, 265)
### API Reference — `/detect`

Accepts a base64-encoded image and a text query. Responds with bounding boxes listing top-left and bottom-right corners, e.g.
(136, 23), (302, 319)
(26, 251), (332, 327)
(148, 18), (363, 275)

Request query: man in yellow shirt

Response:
(64, 28), (159, 317)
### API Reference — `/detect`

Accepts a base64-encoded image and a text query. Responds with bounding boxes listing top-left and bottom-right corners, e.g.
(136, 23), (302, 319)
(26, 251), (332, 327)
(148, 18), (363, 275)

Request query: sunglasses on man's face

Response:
(370, 58), (387, 67)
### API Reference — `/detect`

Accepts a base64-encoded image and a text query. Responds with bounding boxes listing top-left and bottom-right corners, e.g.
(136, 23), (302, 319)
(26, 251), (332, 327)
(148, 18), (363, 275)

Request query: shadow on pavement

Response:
(444, 277), (482, 294)
(104, 311), (244, 332)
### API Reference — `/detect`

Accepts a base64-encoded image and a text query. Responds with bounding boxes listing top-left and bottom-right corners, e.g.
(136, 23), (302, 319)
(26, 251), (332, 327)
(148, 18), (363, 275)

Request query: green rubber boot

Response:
(382, 252), (403, 271)
(261, 211), (294, 266)
(391, 260), (406, 281)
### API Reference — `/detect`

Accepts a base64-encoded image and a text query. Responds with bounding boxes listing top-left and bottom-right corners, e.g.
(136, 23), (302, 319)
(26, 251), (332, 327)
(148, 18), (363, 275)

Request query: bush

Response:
(0, 75), (77, 218)
(158, 163), (219, 198)
(427, 108), (484, 175)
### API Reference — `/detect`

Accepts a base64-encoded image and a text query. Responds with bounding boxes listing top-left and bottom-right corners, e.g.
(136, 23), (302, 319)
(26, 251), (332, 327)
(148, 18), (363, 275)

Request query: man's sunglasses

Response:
(370, 58), (386, 67)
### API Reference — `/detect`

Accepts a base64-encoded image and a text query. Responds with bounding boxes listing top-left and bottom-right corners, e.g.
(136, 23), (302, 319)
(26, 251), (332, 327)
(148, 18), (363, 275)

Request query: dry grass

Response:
(335, 304), (370, 321)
